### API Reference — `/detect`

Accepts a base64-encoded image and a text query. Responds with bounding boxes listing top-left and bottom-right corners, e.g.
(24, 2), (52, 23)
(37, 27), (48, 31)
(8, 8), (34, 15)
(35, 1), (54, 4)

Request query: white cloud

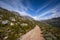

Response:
(36, 0), (53, 13)
(32, 5), (60, 20)
(0, 1), (15, 11)
(0, 0), (60, 21)
(0, 0), (33, 17)
(19, 11), (32, 17)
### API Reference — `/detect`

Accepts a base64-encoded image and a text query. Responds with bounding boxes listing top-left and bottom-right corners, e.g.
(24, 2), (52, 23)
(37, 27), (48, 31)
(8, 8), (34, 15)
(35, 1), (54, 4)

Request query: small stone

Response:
(2, 20), (9, 24)
(21, 23), (28, 26)
(10, 22), (14, 26)
(10, 17), (16, 21)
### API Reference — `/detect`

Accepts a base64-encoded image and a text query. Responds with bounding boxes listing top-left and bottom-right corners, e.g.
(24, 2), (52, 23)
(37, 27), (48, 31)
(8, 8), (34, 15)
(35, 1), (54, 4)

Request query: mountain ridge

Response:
(0, 7), (60, 40)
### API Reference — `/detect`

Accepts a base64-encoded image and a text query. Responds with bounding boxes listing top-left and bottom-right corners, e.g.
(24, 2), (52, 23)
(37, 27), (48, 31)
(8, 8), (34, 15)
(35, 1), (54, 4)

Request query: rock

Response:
(21, 23), (28, 26)
(2, 20), (9, 24)
(10, 17), (16, 21)
(4, 36), (8, 40)
(10, 22), (14, 26)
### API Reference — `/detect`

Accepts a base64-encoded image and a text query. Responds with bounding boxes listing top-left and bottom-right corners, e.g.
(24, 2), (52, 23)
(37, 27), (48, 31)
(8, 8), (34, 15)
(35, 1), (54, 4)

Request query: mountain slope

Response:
(0, 7), (36, 40)
(35, 21), (60, 40)
(42, 17), (60, 27)
(0, 7), (60, 40)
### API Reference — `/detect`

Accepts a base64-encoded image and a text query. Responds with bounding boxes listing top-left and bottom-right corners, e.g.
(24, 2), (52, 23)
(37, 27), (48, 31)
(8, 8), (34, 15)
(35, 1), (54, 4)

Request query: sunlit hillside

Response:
(0, 7), (60, 40)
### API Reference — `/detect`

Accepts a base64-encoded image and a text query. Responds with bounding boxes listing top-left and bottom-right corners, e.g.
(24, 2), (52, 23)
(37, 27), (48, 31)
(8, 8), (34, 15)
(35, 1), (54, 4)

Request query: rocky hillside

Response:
(0, 7), (60, 40)
(42, 17), (60, 27)
(36, 21), (60, 40)
(0, 7), (36, 40)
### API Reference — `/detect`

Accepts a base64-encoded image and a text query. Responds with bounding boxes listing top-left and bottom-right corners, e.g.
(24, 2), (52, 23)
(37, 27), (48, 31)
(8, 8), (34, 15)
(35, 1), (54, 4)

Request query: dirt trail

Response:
(20, 25), (45, 40)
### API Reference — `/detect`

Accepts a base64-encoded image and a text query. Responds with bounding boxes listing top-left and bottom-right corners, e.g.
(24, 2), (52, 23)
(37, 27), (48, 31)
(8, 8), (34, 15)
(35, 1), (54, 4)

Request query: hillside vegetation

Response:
(42, 17), (60, 27)
(0, 7), (60, 40)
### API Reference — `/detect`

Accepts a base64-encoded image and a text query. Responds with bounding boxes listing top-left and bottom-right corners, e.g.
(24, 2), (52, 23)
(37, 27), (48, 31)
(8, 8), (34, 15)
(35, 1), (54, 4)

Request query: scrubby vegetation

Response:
(0, 7), (60, 40)
(43, 17), (60, 27)
(0, 7), (35, 40)
(35, 21), (60, 40)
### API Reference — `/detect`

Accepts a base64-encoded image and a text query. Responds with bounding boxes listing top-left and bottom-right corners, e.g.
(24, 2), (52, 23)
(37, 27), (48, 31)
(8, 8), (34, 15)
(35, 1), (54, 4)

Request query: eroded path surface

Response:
(20, 25), (45, 40)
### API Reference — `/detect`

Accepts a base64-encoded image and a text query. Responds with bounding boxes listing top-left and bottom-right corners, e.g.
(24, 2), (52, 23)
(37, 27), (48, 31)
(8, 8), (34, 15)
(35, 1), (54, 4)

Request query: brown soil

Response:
(20, 25), (45, 40)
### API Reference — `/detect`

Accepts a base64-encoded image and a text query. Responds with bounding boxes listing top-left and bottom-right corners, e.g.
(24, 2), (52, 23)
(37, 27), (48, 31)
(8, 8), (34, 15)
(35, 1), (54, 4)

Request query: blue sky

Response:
(0, 0), (60, 20)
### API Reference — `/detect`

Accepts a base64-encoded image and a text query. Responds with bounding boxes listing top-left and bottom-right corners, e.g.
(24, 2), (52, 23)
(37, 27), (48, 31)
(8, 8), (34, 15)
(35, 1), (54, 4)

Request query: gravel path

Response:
(20, 25), (45, 40)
